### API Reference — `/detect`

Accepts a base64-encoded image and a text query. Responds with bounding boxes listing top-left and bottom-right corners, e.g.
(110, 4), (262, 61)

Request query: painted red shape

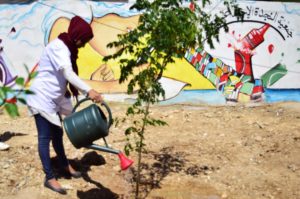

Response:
(268, 44), (274, 54)
(228, 43), (232, 48)
(252, 85), (264, 94)
(234, 24), (270, 79)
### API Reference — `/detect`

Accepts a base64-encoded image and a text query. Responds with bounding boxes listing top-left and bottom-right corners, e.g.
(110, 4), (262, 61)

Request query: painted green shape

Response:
(199, 54), (206, 66)
(240, 82), (254, 95)
(205, 54), (211, 61)
(240, 75), (252, 83)
(196, 62), (200, 71)
(261, 63), (287, 87)
(196, 47), (203, 52)
(215, 58), (223, 67)
(187, 53), (193, 62)
(208, 72), (217, 85)
(225, 78), (232, 87)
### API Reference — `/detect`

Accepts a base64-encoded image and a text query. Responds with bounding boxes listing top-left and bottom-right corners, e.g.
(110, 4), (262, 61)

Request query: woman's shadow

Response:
(52, 151), (120, 199)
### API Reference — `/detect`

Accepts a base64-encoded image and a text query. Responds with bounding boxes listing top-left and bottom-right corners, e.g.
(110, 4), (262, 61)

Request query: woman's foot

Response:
(44, 178), (66, 195)
(64, 164), (82, 178)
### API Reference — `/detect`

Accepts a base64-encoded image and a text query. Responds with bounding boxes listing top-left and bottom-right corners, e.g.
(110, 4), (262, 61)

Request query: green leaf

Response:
(0, 87), (6, 100)
(127, 107), (134, 115)
(15, 77), (25, 86)
(124, 144), (133, 156)
(29, 71), (38, 79)
(24, 64), (30, 74)
(125, 127), (137, 135)
(24, 90), (35, 95)
(4, 103), (19, 117)
(17, 97), (27, 105)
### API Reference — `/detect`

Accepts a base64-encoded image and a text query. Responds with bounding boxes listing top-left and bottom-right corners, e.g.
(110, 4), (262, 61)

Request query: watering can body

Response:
(63, 98), (112, 149)
(63, 98), (133, 170)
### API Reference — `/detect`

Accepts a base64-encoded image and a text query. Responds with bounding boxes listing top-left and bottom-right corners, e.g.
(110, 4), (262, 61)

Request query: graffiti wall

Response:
(0, 0), (299, 104)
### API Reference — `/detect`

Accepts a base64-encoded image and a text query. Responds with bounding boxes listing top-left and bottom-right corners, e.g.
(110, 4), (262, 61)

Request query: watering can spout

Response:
(118, 152), (134, 170)
(87, 144), (134, 170)
(87, 144), (120, 154)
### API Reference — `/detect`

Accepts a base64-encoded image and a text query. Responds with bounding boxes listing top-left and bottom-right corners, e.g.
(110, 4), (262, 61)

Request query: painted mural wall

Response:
(0, 0), (299, 104)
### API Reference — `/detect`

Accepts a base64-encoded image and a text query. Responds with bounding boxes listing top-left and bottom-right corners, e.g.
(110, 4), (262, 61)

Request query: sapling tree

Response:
(104, 0), (244, 198)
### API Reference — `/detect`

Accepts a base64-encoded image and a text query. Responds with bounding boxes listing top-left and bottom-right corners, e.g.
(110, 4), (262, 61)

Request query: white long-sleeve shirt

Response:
(26, 38), (91, 126)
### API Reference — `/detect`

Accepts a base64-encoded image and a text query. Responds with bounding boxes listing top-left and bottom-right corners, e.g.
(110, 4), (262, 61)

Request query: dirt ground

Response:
(0, 101), (300, 199)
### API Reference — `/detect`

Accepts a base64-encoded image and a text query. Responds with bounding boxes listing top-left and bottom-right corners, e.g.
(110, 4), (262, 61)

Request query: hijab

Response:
(58, 16), (94, 98)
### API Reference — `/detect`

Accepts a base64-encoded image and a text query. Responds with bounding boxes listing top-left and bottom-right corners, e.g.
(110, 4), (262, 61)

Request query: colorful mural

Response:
(0, 0), (299, 104)
(184, 23), (290, 102)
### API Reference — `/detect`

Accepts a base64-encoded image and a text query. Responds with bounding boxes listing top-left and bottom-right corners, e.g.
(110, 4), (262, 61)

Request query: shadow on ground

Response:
(0, 131), (27, 142)
(50, 147), (216, 198)
(128, 146), (187, 199)
(128, 146), (220, 199)
(51, 151), (120, 199)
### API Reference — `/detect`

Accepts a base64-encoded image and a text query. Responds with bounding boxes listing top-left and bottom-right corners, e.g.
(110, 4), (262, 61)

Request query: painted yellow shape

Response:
(49, 17), (69, 42)
(190, 48), (195, 55)
(238, 92), (251, 102)
(77, 44), (105, 79)
(215, 67), (223, 77)
(224, 86), (234, 96)
(89, 14), (140, 57)
(229, 75), (240, 85)
(164, 58), (214, 90)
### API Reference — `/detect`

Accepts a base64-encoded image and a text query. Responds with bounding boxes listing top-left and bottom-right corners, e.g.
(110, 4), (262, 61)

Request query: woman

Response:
(27, 16), (102, 194)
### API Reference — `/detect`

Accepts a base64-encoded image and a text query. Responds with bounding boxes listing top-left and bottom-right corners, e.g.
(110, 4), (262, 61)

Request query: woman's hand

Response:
(87, 89), (103, 103)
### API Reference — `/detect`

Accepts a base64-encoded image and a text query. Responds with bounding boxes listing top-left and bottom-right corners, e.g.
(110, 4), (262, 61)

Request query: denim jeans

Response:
(34, 114), (69, 180)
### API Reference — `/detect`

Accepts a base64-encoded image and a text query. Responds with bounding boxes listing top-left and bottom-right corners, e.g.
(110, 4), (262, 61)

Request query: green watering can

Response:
(63, 98), (133, 170)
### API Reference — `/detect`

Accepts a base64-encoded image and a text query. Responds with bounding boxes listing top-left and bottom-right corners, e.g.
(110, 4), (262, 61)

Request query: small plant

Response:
(104, 0), (244, 198)
(0, 65), (37, 117)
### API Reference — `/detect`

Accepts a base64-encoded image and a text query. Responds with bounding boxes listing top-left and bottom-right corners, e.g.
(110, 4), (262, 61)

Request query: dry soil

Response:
(0, 101), (300, 199)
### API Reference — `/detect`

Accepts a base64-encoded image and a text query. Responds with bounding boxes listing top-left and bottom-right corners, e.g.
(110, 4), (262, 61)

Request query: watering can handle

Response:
(72, 98), (113, 129)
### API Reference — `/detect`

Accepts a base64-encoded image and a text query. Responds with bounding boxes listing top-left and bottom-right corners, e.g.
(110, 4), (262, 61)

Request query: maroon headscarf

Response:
(58, 16), (94, 98)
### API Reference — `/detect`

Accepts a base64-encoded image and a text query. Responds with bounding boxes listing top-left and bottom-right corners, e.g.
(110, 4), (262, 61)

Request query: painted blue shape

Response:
(159, 90), (226, 105)
(265, 89), (300, 103)
(254, 79), (263, 86)
(206, 62), (216, 70)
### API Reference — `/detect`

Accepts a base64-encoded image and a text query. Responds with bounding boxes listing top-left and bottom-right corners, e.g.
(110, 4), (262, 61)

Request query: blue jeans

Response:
(34, 114), (69, 180)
